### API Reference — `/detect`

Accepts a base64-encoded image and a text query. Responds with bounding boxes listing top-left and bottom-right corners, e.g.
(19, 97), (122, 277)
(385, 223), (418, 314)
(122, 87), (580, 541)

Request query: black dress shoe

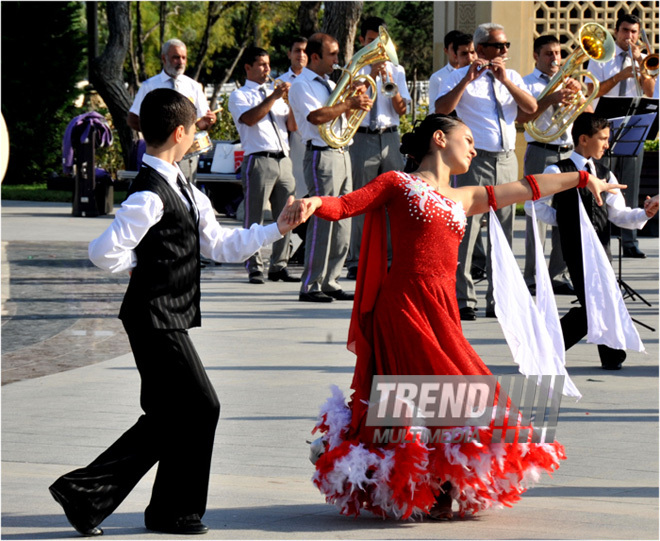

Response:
(459, 307), (476, 321)
(248, 271), (265, 284)
(485, 310), (496, 318)
(622, 246), (646, 258)
(599, 345), (626, 370)
(145, 514), (209, 535)
(552, 283), (575, 295)
(267, 268), (301, 282)
(346, 267), (358, 280)
(299, 291), (334, 303)
(323, 289), (355, 301)
(49, 485), (103, 537)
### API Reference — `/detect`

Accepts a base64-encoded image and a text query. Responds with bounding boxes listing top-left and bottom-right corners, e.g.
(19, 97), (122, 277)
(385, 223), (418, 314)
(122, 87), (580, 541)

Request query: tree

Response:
(89, 2), (137, 168)
(322, 1), (363, 67)
(1, 2), (86, 184)
(298, 1), (321, 37)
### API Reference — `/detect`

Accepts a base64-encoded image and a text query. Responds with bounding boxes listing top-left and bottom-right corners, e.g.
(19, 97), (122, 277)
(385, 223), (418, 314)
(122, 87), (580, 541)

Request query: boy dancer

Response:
(49, 89), (307, 536)
(529, 113), (658, 369)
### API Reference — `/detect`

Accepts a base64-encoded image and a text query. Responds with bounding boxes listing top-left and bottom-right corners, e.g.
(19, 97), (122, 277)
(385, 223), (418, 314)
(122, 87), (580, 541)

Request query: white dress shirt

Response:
(522, 68), (574, 145)
(357, 62), (411, 129)
(89, 154), (282, 273)
(524, 151), (649, 229)
(438, 66), (529, 152)
(587, 44), (648, 106)
(129, 71), (210, 119)
(429, 63), (455, 106)
(276, 68), (299, 85)
(228, 79), (290, 156)
(288, 67), (341, 147)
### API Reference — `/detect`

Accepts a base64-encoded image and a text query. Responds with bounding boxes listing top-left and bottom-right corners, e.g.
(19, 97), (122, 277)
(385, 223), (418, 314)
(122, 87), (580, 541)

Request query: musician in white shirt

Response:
(228, 46), (298, 285)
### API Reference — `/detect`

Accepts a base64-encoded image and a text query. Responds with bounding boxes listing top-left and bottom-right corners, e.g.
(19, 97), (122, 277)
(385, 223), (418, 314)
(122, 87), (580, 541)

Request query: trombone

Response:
(628, 28), (659, 96)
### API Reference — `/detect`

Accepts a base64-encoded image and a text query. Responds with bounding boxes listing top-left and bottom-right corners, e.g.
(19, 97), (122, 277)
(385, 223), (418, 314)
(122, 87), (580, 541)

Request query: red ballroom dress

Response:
(310, 170), (565, 519)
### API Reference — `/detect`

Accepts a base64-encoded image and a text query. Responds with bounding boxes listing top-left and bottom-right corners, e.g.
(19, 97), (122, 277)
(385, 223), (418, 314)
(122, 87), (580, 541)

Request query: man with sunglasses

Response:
(436, 22), (536, 321)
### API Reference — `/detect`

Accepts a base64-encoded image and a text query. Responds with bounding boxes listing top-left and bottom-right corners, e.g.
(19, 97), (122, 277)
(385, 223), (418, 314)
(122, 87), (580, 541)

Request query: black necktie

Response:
(177, 175), (198, 224)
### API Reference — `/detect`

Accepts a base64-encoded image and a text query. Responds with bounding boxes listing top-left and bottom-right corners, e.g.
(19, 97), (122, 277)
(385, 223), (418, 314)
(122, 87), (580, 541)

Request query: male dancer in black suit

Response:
(49, 88), (307, 536)
(531, 113), (658, 369)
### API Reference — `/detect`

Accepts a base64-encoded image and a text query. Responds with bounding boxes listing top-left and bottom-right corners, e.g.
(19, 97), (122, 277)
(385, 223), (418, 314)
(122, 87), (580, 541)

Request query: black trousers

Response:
(555, 191), (623, 365)
(50, 324), (220, 528)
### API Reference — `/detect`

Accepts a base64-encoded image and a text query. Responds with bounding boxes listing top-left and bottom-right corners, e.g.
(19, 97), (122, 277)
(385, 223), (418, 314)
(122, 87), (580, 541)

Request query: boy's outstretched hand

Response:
(643, 194), (659, 218)
(276, 196), (319, 235)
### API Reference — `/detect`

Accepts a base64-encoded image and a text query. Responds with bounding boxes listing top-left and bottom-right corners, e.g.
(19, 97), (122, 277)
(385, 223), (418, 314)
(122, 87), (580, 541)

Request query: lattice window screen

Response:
(533, 1), (659, 57)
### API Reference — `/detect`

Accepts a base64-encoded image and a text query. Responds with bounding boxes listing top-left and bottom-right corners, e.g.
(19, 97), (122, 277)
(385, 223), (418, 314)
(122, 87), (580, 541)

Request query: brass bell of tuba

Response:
(319, 26), (398, 148)
(524, 22), (615, 144)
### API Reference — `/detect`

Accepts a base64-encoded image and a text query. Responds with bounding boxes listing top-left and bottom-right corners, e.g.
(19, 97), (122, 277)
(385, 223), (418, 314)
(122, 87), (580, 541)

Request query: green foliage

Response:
(361, 1), (434, 80)
(1, 2), (86, 184)
(208, 94), (239, 141)
(644, 139), (659, 152)
(1, 183), (127, 204)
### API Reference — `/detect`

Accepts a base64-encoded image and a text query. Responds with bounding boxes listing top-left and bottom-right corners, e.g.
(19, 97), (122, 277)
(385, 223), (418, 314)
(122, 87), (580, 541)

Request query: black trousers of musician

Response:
(557, 210), (626, 367)
(49, 324), (220, 528)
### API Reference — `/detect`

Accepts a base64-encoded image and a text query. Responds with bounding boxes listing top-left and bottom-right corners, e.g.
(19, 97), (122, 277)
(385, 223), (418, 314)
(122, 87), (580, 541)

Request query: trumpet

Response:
(381, 71), (399, 97)
(319, 26), (398, 148)
(267, 75), (289, 104)
(525, 22), (615, 144)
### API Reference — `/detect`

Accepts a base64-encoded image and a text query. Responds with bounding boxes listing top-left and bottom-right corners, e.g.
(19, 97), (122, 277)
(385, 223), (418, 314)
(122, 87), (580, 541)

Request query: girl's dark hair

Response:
(400, 114), (465, 171)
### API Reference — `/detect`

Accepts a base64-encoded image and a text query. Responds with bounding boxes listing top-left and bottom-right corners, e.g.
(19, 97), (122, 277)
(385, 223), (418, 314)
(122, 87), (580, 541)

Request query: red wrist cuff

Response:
(577, 170), (589, 189)
(525, 174), (541, 200)
(485, 185), (497, 210)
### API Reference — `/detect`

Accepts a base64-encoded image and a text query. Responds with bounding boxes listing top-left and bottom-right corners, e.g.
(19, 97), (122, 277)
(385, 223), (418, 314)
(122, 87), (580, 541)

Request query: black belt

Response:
(250, 151), (286, 159)
(528, 141), (574, 153)
(306, 142), (345, 153)
(356, 126), (398, 135)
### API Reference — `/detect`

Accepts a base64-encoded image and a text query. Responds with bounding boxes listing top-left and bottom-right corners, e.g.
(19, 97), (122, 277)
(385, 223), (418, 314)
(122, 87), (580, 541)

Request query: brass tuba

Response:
(524, 22), (615, 143)
(319, 26), (398, 148)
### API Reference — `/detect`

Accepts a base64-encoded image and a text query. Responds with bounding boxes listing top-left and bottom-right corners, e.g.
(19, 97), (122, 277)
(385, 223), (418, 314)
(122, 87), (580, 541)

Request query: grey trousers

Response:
(300, 148), (352, 294)
(522, 143), (573, 287)
(241, 154), (296, 275)
(289, 131), (307, 198)
(598, 150), (644, 249)
(455, 149), (518, 310)
(347, 130), (403, 268)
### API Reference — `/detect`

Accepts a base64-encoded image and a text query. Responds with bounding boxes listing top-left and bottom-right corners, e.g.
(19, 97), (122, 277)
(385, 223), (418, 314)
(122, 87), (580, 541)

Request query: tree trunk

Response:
(191, 1), (227, 81)
(135, 2), (148, 82)
(322, 1), (363, 67)
(89, 1), (137, 168)
(297, 1), (321, 37)
(159, 1), (166, 52)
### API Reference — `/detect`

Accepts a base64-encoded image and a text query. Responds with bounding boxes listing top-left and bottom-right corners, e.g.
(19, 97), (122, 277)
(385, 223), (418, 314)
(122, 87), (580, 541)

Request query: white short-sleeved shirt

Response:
(357, 62), (411, 129)
(586, 44), (648, 107)
(276, 68), (299, 86)
(438, 66), (529, 152)
(288, 67), (342, 147)
(129, 71), (210, 119)
(228, 79), (290, 156)
(429, 63), (455, 106)
(522, 68), (574, 145)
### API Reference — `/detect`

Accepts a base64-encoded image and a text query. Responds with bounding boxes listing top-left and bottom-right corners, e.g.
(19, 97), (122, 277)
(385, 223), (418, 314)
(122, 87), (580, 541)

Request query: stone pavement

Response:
(1, 200), (658, 540)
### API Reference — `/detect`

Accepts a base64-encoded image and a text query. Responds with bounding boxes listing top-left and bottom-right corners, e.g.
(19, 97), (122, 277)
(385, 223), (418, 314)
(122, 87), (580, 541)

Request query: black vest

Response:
(119, 165), (201, 330)
(553, 158), (611, 251)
